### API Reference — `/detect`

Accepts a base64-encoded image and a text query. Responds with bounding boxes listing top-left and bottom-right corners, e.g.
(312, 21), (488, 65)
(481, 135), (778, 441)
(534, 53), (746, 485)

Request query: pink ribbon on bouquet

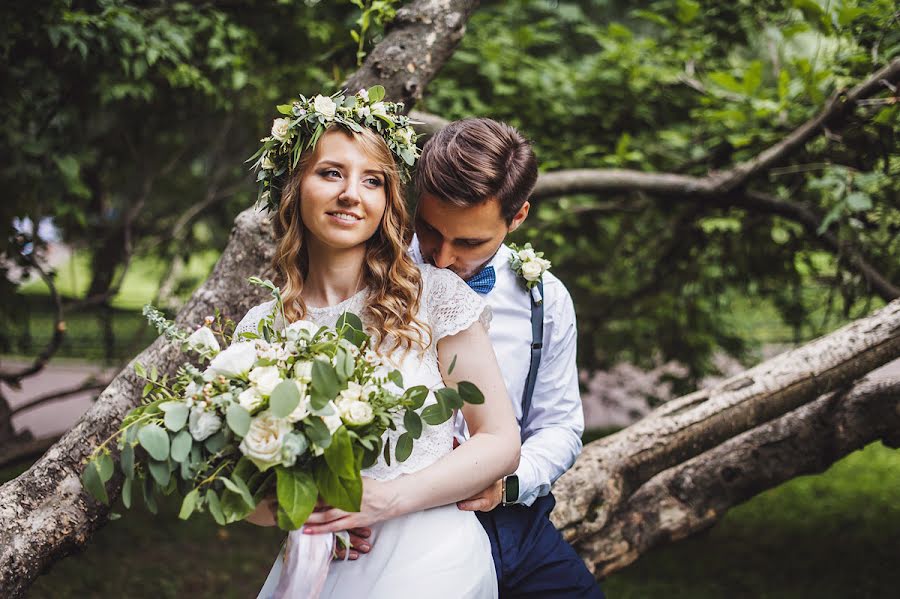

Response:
(273, 528), (334, 598)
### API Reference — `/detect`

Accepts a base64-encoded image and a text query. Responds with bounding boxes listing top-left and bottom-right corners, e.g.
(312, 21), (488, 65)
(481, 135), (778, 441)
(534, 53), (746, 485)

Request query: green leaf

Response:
(204, 431), (227, 453)
(403, 410), (422, 439)
(161, 402), (189, 432)
(422, 402), (452, 425)
(148, 460), (171, 487)
(222, 475), (255, 510)
(207, 490), (226, 525)
(226, 403), (252, 437)
(845, 192), (872, 212)
(275, 467), (318, 530)
(304, 416), (333, 449)
(276, 103), (294, 115)
(367, 85), (385, 103)
(395, 432), (413, 462)
(458, 381), (485, 405)
(81, 460), (109, 505)
(311, 359), (340, 408)
(138, 424), (170, 461)
(404, 385), (429, 410)
(335, 347), (353, 383)
(436, 387), (463, 410)
(383, 437), (391, 467)
(120, 443), (134, 479)
(220, 489), (253, 523)
(313, 461), (362, 512)
(323, 427), (356, 480)
(336, 311), (364, 333)
(121, 476), (133, 509)
(170, 430), (192, 462)
(143, 476), (158, 515)
(179, 489), (199, 520)
(96, 452), (115, 483)
(388, 370), (403, 388)
(447, 354), (457, 375)
(270, 379), (301, 418)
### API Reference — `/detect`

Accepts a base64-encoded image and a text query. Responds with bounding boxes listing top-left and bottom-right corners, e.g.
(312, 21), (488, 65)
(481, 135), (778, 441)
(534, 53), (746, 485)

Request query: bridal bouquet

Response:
(81, 278), (482, 531)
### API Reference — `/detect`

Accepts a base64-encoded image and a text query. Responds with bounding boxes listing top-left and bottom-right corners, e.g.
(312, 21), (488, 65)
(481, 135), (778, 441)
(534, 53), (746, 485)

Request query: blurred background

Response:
(1, 0), (898, 596)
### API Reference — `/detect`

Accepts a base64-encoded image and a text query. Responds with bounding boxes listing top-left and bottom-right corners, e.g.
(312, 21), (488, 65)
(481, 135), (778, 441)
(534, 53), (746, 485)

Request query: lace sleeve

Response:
(420, 265), (491, 342)
(233, 300), (276, 339)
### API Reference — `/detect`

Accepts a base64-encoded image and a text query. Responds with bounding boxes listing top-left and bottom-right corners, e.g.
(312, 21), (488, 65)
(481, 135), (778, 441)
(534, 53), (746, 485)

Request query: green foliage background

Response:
(2, 0), (898, 374)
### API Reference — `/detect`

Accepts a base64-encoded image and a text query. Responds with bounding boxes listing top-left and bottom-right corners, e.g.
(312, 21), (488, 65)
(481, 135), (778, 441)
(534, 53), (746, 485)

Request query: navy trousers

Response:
(476, 493), (604, 599)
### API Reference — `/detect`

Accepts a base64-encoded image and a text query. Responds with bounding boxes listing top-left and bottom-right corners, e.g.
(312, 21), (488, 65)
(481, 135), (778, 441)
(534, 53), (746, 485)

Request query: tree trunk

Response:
(551, 299), (900, 577)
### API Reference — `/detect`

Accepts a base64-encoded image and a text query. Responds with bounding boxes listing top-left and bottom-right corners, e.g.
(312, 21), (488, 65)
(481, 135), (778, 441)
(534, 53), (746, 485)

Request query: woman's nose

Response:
(338, 180), (361, 204)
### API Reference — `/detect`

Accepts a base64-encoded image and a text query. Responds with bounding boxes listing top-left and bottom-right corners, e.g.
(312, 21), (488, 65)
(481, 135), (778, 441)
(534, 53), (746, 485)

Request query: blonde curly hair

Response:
(272, 126), (428, 353)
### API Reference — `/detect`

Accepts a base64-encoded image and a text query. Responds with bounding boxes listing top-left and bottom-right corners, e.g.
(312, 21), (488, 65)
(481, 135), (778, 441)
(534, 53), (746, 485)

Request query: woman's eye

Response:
(320, 169), (341, 178)
(365, 177), (383, 187)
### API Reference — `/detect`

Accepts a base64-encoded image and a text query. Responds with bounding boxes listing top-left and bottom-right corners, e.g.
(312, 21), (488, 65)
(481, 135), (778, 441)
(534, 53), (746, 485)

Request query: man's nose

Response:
(431, 242), (455, 268)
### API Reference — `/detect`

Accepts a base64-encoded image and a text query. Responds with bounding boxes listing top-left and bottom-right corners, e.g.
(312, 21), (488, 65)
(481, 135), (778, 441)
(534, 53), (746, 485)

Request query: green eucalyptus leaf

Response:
(170, 430), (192, 462)
(96, 452), (114, 483)
(81, 460), (108, 505)
(120, 444), (135, 479)
(422, 403), (452, 425)
(161, 402), (189, 432)
(138, 424), (170, 461)
(121, 475), (133, 509)
(148, 459), (171, 487)
(179, 489), (199, 520)
(226, 403), (252, 437)
(395, 432), (413, 462)
(270, 379), (301, 418)
(403, 410), (422, 439)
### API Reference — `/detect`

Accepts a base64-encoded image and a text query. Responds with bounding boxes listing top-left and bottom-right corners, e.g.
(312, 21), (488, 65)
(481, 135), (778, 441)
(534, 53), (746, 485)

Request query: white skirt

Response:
(258, 504), (497, 599)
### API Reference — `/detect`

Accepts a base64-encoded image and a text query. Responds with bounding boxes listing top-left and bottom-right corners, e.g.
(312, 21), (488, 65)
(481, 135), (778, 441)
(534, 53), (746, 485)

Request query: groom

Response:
(409, 118), (603, 598)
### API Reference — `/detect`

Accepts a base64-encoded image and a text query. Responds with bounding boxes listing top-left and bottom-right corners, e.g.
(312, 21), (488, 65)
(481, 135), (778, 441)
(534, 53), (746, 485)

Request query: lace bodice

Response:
(233, 264), (489, 480)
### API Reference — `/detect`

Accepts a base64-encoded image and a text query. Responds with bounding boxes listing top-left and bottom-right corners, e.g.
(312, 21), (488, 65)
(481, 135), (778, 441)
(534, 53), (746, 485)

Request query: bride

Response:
(236, 90), (520, 598)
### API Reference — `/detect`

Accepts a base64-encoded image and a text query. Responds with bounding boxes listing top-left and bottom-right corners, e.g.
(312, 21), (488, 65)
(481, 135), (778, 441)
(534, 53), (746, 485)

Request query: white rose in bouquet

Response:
(287, 381), (311, 423)
(286, 320), (319, 342)
(249, 365), (283, 396)
(322, 401), (343, 434)
(207, 342), (257, 378)
(188, 407), (222, 441)
(186, 326), (220, 354)
(521, 260), (544, 282)
(337, 399), (374, 426)
(294, 360), (313, 383)
(313, 95), (337, 119)
(238, 387), (264, 411)
(240, 410), (292, 471)
(271, 118), (291, 142)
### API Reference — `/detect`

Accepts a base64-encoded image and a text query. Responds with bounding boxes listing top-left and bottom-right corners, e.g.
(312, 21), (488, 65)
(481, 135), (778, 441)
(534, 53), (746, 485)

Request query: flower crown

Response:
(248, 85), (420, 213)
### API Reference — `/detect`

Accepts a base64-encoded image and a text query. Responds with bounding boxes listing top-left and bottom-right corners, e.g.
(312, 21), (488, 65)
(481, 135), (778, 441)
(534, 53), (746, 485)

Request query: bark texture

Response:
(551, 299), (900, 577)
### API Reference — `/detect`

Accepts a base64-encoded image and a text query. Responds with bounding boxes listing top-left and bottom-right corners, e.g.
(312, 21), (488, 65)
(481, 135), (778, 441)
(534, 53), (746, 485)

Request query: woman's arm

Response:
(302, 320), (520, 533)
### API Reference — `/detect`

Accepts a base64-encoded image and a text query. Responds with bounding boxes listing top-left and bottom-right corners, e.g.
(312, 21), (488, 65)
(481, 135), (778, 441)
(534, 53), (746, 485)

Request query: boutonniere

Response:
(508, 242), (551, 304)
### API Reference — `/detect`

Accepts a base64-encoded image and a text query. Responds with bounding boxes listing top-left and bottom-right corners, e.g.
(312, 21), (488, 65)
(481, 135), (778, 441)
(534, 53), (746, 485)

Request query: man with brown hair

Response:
(410, 117), (603, 598)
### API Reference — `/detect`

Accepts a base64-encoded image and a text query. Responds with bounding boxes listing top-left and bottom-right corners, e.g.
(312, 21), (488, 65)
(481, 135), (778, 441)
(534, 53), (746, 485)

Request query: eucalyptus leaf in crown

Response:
(248, 85), (420, 213)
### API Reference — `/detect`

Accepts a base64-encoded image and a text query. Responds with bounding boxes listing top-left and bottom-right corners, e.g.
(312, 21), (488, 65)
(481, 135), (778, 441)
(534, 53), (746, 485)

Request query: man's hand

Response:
(456, 479), (503, 512)
(332, 527), (373, 561)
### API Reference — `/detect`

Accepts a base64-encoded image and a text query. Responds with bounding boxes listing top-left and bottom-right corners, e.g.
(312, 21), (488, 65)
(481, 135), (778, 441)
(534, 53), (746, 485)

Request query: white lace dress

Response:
(238, 264), (497, 599)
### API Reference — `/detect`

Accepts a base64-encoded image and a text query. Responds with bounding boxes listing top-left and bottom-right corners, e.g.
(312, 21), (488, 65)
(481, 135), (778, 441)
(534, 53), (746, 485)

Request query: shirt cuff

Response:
(512, 459), (550, 507)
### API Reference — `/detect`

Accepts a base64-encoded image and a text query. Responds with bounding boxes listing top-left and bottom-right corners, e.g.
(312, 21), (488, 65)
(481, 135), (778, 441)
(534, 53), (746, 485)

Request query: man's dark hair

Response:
(414, 118), (538, 223)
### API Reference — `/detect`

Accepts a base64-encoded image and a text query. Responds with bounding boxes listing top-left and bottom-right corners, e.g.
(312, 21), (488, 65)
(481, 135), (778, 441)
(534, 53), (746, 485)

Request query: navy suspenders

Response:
(520, 281), (544, 431)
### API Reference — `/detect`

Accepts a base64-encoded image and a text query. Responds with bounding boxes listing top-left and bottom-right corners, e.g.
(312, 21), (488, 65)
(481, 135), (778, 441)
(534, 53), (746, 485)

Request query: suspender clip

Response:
(531, 342), (543, 350)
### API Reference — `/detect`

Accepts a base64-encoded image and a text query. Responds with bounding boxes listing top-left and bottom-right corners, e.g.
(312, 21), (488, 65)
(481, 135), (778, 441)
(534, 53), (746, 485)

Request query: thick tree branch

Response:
(553, 374), (900, 576)
(343, 0), (479, 108)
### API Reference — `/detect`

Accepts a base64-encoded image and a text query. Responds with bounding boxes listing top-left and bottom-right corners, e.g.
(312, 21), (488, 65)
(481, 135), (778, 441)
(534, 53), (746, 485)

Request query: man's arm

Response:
(512, 281), (583, 506)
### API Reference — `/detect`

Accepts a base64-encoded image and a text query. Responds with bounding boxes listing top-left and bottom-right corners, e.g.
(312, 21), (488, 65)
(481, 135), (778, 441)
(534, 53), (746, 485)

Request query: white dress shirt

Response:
(410, 237), (584, 506)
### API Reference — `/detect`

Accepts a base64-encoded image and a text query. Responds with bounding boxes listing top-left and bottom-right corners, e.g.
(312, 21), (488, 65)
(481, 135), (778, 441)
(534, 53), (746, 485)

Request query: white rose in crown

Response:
(188, 407), (222, 441)
(186, 326), (219, 354)
(261, 152), (277, 171)
(240, 410), (293, 471)
(248, 365), (282, 396)
(314, 95), (337, 119)
(271, 118), (291, 142)
(370, 101), (387, 117)
(207, 342), (257, 378)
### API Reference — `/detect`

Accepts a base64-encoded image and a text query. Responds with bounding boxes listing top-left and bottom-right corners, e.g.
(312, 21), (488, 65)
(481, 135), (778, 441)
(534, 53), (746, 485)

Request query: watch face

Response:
(505, 475), (519, 503)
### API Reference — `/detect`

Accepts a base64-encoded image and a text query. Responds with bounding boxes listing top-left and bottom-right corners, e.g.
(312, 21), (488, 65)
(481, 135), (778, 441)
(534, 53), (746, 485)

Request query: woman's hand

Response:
(245, 495), (279, 527)
(302, 477), (401, 535)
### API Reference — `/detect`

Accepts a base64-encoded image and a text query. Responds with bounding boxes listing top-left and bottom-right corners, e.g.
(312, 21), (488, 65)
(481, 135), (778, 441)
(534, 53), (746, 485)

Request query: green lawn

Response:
(4, 442), (897, 598)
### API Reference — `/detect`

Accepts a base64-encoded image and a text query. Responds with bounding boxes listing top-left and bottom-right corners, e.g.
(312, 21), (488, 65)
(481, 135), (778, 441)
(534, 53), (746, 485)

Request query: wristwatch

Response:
(501, 474), (519, 506)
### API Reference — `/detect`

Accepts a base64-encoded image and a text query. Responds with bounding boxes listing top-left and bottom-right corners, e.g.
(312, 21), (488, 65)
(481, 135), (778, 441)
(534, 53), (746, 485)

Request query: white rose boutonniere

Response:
(508, 242), (552, 303)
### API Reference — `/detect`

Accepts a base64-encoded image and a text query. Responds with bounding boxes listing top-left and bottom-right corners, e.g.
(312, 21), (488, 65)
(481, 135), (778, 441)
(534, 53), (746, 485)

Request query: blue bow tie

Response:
(466, 265), (496, 294)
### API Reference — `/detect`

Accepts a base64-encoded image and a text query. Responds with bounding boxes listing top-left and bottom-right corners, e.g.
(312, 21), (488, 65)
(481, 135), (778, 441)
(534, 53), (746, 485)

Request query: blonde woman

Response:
(236, 91), (520, 598)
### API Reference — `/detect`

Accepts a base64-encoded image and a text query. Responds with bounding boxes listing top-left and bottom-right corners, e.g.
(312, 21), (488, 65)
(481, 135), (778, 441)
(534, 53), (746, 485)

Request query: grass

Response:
(3, 442), (897, 598)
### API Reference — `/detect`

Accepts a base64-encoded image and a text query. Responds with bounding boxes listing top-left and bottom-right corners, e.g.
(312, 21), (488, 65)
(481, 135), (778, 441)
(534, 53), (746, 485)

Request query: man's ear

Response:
(507, 201), (530, 233)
